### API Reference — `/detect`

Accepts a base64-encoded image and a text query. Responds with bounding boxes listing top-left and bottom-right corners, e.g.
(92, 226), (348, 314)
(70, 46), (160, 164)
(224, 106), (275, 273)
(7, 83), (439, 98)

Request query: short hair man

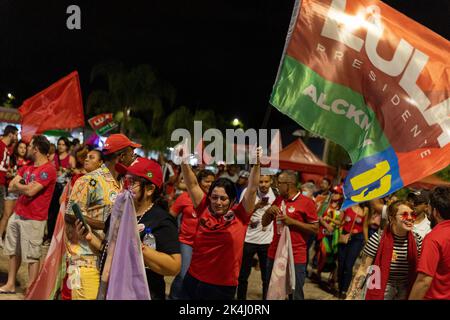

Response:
(237, 174), (275, 300)
(65, 133), (141, 300)
(0, 135), (56, 294)
(262, 170), (319, 299)
(409, 186), (450, 300)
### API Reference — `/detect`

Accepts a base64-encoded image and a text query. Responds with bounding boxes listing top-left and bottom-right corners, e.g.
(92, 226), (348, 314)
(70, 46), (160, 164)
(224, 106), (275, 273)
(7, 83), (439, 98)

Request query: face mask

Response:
(302, 191), (310, 197)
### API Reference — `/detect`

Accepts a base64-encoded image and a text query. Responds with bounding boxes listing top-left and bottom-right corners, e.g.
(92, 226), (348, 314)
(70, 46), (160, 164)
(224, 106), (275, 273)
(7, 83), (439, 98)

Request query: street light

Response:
(7, 93), (15, 100)
(232, 118), (240, 126)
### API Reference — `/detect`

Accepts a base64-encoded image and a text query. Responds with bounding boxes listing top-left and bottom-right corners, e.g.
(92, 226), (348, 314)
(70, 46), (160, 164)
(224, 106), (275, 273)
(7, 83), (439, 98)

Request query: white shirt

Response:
(241, 187), (276, 245)
(414, 216), (432, 240)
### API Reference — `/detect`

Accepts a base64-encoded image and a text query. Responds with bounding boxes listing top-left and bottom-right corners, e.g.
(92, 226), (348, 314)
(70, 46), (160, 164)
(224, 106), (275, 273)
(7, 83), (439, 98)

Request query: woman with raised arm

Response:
(179, 145), (262, 300)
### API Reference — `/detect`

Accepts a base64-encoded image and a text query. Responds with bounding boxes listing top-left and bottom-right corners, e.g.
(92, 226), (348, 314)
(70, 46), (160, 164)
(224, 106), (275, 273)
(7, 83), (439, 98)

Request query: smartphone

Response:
(261, 196), (269, 204)
(72, 203), (89, 231)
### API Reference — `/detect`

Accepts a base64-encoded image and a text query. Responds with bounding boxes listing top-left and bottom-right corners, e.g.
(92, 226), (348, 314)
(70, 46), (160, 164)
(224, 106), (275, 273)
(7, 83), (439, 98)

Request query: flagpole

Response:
(261, 103), (272, 129)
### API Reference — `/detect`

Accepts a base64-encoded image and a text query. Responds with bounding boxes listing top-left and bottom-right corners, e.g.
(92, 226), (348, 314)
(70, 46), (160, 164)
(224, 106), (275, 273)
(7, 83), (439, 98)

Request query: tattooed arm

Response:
(346, 253), (374, 300)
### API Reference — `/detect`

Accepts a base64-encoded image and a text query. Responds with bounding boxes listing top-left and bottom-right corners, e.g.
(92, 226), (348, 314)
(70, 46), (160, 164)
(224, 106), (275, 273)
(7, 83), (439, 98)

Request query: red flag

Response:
(19, 71), (85, 142)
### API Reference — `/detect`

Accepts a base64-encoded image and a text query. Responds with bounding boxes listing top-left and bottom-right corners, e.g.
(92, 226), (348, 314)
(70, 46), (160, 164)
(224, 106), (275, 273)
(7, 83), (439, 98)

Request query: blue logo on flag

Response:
(342, 147), (404, 209)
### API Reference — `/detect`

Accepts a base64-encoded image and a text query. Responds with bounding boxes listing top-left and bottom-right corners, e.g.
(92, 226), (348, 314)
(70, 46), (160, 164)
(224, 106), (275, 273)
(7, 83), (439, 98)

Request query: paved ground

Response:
(0, 245), (338, 300)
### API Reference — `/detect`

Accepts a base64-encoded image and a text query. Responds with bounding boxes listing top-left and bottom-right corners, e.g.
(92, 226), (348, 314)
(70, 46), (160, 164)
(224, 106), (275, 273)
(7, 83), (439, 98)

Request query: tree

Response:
(86, 61), (175, 140)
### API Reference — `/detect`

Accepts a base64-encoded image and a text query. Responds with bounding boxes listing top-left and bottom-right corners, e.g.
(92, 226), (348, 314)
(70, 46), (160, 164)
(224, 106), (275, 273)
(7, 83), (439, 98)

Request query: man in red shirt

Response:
(0, 125), (19, 230)
(262, 170), (319, 300)
(409, 186), (450, 300)
(0, 135), (56, 294)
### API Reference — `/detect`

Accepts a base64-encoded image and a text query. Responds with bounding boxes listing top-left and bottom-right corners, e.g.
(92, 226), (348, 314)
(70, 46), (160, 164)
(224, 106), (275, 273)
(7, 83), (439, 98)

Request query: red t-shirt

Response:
(188, 195), (250, 286)
(417, 220), (450, 300)
(0, 140), (10, 185)
(268, 192), (318, 264)
(15, 162), (57, 221)
(342, 207), (365, 234)
(54, 154), (71, 170)
(171, 192), (197, 246)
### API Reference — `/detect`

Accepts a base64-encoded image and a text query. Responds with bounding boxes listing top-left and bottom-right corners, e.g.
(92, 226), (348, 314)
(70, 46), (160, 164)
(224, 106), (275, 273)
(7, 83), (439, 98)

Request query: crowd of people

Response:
(0, 125), (448, 300)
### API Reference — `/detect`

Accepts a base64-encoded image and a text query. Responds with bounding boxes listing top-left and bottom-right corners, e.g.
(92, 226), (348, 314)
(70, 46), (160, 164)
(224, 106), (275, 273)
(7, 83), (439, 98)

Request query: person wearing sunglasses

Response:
(262, 170), (319, 300)
(346, 200), (422, 300)
(177, 146), (262, 300)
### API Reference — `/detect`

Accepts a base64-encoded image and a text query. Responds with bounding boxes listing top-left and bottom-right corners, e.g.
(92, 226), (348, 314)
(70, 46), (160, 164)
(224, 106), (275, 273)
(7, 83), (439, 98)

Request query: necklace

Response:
(136, 203), (154, 224)
(100, 202), (154, 271)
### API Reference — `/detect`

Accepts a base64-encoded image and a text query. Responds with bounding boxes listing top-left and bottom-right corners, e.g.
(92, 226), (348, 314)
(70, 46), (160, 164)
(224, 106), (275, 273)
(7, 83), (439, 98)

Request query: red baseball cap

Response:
(103, 134), (142, 155)
(116, 157), (163, 189)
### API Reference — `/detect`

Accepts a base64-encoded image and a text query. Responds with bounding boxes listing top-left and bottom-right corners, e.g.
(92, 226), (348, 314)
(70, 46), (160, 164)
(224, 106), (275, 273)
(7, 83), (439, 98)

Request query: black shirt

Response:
(138, 205), (180, 300)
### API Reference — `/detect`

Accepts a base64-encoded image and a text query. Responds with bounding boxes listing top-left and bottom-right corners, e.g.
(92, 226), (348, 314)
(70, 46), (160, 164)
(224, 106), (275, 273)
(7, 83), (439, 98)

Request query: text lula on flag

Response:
(270, 0), (450, 207)
(18, 71), (85, 143)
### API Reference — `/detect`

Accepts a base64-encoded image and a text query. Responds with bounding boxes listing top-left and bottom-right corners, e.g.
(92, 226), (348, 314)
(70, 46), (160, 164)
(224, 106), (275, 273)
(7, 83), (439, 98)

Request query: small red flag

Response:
(19, 71), (85, 142)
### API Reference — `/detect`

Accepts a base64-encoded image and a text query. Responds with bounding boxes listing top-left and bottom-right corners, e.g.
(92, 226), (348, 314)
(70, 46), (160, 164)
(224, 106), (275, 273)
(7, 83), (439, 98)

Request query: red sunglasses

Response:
(399, 211), (417, 221)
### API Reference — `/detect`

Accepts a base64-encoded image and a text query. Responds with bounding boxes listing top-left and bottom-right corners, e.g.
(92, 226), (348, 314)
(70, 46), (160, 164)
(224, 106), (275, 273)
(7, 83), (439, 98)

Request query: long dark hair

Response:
(10, 140), (27, 168)
(57, 137), (71, 155)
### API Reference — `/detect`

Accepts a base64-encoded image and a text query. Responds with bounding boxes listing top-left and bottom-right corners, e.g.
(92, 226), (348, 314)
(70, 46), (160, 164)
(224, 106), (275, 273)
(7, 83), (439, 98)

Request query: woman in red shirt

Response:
(178, 147), (261, 300)
(168, 169), (215, 300)
(46, 137), (76, 243)
(337, 202), (368, 298)
(0, 140), (29, 248)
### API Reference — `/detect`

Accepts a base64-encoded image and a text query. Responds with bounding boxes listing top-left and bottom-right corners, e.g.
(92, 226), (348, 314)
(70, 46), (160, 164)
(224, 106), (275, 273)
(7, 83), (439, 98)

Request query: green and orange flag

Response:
(270, 0), (450, 208)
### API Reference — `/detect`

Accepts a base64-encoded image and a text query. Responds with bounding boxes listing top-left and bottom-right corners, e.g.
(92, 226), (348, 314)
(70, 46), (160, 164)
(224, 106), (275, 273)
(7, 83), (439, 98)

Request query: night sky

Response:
(1, 0), (449, 145)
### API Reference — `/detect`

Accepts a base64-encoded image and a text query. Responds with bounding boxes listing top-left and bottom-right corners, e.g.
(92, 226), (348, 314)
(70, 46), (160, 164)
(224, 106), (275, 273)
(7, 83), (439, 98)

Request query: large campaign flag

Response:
(270, 0), (450, 207)
(19, 71), (85, 142)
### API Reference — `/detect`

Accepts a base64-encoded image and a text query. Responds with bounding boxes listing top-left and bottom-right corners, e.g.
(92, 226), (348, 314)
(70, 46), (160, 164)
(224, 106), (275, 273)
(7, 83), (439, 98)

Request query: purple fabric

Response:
(106, 191), (151, 300)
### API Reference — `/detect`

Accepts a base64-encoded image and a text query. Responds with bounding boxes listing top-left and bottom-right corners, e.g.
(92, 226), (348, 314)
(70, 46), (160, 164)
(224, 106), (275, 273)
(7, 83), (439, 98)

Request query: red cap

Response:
(103, 134), (142, 155)
(116, 157), (163, 189)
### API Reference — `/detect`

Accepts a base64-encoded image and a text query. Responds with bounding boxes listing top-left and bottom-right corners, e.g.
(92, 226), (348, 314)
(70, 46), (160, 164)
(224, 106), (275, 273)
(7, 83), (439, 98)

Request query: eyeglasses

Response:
(278, 181), (293, 185)
(398, 211), (417, 221)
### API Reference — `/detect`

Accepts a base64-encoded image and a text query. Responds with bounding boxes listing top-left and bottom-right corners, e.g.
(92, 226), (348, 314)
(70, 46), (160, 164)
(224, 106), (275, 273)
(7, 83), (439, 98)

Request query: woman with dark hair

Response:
(347, 200), (422, 300)
(54, 137), (76, 173)
(178, 146), (262, 300)
(46, 137), (76, 243)
(76, 157), (181, 300)
(336, 202), (369, 298)
(0, 140), (29, 248)
(169, 169), (215, 300)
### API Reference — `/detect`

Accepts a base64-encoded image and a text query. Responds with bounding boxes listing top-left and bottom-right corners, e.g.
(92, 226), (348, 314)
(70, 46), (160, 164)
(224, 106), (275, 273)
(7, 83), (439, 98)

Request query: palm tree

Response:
(86, 61), (176, 139)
